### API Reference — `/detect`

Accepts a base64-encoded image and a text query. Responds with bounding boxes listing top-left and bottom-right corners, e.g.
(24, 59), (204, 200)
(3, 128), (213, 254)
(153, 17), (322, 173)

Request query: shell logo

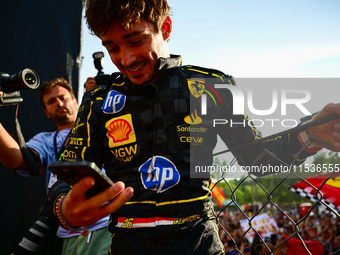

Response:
(105, 114), (136, 148)
(108, 119), (132, 143)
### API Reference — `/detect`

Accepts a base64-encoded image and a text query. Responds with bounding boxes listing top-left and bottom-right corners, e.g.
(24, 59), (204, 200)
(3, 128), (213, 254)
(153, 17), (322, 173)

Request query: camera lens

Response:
(24, 72), (36, 85)
(21, 68), (40, 89)
(0, 68), (39, 93)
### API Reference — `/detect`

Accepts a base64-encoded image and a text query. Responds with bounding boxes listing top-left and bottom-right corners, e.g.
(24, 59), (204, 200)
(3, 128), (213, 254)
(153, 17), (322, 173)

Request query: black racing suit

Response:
(50, 55), (313, 255)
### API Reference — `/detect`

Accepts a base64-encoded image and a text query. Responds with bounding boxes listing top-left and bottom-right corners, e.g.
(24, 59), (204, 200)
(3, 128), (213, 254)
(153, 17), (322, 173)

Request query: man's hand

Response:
(61, 176), (133, 227)
(84, 77), (98, 92)
(308, 103), (340, 151)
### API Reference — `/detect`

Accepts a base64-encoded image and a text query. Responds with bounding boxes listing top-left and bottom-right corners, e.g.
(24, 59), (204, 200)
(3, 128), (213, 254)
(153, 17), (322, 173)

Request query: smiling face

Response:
(100, 17), (172, 85)
(42, 86), (78, 130)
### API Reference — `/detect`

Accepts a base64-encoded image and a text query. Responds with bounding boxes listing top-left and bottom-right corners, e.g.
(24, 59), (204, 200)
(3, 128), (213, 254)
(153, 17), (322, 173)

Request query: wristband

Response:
(55, 195), (87, 234)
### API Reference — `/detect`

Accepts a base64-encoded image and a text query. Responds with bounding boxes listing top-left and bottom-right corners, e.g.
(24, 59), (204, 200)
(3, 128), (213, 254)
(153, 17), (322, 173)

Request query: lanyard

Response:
(53, 129), (72, 161)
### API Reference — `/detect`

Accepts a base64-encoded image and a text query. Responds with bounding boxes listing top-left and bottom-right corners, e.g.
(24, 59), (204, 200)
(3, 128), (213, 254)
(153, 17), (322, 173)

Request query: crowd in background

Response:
(218, 205), (340, 254)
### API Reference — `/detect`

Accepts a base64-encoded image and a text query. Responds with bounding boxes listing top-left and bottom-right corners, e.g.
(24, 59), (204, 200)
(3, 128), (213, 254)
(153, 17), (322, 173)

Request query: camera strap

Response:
(54, 128), (72, 161)
(15, 115), (43, 176)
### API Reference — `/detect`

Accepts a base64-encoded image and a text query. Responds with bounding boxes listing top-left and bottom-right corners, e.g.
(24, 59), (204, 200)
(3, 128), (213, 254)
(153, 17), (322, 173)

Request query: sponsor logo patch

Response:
(102, 90), (126, 114)
(185, 78), (223, 124)
(188, 78), (205, 98)
(105, 114), (136, 148)
(139, 156), (180, 193)
(184, 109), (202, 125)
(110, 144), (137, 162)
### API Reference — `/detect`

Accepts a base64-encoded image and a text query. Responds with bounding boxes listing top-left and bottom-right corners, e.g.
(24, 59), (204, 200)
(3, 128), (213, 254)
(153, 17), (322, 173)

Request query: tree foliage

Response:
(211, 152), (340, 211)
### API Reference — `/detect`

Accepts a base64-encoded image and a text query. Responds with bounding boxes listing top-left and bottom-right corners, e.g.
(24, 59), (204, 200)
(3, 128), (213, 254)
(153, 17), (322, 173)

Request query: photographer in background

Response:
(0, 77), (131, 254)
(83, 51), (111, 93)
(84, 77), (98, 92)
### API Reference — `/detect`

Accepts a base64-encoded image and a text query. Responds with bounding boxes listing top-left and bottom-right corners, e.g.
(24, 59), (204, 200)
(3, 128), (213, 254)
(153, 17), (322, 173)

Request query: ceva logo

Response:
(139, 156), (180, 193)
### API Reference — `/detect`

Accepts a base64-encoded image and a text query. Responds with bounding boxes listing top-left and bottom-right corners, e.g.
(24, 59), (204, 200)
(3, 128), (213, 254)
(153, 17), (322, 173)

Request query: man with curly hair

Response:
(50, 1), (340, 254)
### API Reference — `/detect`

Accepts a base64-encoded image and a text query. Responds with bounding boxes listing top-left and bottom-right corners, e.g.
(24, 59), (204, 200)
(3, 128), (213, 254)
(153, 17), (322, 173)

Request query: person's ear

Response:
(162, 16), (172, 41)
(44, 109), (50, 119)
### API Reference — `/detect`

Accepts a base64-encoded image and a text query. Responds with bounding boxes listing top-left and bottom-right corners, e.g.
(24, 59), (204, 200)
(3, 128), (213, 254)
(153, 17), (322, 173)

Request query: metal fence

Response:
(211, 115), (340, 254)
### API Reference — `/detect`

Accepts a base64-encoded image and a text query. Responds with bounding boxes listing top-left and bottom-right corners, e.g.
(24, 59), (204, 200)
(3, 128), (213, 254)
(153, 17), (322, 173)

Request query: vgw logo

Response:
(139, 156), (180, 193)
(102, 90), (126, 114)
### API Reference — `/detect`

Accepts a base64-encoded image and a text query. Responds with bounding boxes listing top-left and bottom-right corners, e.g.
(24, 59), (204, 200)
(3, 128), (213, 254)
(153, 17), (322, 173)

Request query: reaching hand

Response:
(84, 77), (98, 92)
(61, 176), (133, 227)
(308, 103), (340, 151)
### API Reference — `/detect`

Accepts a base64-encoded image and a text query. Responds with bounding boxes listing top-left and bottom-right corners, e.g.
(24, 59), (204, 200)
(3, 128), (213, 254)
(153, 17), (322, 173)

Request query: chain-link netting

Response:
(211, 115), (340, 255)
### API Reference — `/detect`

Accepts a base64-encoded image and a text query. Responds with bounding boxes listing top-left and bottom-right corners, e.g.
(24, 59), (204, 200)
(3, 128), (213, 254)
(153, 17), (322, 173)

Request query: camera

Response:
(11, 215), (56, 255)
(0, 68), (40, 106)
(93, 51), (110, 85)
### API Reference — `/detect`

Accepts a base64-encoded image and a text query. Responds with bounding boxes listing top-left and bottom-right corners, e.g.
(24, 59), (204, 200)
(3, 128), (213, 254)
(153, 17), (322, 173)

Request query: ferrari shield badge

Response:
(187, 78), (205, 98)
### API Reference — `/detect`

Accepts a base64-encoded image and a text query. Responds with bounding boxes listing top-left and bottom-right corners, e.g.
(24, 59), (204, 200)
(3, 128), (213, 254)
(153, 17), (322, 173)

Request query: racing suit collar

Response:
(157, 54), (182, 70)
(125, 55), (182, 88)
